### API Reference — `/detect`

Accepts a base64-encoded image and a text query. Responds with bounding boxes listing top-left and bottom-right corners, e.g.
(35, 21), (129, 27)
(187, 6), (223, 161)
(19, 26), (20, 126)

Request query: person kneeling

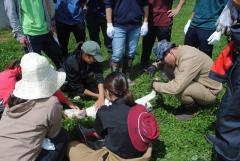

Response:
(61, 41), (105, 108)
(148, 40), (222, 120)
(68, 72), (159, 161)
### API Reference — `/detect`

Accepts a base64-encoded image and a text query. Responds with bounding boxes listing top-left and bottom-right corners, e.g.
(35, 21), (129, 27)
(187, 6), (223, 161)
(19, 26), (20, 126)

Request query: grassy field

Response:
(0, 0), (228, 161)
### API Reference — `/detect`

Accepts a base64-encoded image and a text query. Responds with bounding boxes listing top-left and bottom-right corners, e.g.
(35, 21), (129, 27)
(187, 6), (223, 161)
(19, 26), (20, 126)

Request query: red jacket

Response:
(209, 42), (236, 83)
(0, 67), (68, 108)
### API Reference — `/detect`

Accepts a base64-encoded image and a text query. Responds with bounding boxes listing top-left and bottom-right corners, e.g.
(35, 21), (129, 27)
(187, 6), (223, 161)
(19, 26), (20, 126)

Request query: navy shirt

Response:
(191, 0), (227, 30)
(94, 98), (144, 159)
(55, 0), (85, 25)
(104, 0), (148, 29)
(87, 0), (106, 17)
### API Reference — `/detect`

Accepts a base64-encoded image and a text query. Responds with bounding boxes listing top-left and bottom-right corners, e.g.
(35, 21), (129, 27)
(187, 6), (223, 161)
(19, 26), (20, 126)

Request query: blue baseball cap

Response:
(153, 40), (176, 61)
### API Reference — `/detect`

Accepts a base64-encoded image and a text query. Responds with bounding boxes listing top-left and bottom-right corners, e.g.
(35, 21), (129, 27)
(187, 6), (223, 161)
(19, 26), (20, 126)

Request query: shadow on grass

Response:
(151, 140), (166, 161)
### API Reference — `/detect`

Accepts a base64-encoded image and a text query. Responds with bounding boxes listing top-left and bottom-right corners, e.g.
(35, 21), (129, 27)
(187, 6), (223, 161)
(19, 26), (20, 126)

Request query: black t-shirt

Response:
(94, 98), (144, 159)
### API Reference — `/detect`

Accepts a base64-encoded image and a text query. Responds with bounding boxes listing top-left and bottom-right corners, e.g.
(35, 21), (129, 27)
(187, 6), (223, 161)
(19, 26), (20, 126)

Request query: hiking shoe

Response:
(205, 133), (216, 145)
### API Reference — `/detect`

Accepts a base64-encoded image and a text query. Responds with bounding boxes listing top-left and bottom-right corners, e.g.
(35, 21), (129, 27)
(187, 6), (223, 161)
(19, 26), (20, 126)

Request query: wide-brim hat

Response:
(233, 0), (240, 6)
(13, 52), (66, 100)
(81, 41), (104, 62)
(128, 104), (160, 152)
(153, 40), (176, 61)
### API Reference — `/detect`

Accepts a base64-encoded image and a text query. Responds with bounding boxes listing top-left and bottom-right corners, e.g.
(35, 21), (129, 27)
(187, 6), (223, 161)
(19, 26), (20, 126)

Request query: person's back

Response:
(95, 99), (144, 159)
(0, 96), (62, 161)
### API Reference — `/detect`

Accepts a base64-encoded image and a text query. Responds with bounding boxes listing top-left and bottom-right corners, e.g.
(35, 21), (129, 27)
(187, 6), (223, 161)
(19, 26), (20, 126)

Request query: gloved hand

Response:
(140, 22), (148, 36)
(207, 31), (222, 45)
(107, 23), (115, 38)
(147, 65), (157, 77)
(184, 20), (191, 35)
(216, 5), (233, 35)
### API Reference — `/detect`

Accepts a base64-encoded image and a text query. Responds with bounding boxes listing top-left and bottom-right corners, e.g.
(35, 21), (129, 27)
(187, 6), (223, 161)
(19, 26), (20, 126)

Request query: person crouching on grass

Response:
(68, 72), (159, 161)
(147, 40), (222, 120)
(61, 41), (105, 108)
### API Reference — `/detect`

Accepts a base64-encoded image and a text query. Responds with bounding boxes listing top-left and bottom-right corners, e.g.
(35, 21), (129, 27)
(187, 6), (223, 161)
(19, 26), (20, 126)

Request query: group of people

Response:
(1, 0), (240, 161)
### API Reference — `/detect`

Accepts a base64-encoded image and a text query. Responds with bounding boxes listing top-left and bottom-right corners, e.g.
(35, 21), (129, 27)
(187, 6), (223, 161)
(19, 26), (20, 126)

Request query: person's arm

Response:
(3, 0), (28, 47)
(143, 5), (149, 23)
(83, 89), (99, 98)
(167, 0), (185, 17)
(47, 98), (62, 138)
(54, 90), (79, 109)
(95, 83), (105, 108)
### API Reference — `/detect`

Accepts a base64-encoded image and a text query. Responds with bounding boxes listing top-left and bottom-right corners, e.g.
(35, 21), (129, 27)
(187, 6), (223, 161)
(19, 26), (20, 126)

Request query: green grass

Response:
(0, 0), (228, 160)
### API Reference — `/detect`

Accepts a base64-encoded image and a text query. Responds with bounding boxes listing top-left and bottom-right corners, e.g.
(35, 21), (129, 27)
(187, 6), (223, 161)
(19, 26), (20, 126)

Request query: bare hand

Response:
(167, 8), (180, 17)
(67, 101), (80, 110)
(94, 98), (105, 109)
(19, 37), (28, 48)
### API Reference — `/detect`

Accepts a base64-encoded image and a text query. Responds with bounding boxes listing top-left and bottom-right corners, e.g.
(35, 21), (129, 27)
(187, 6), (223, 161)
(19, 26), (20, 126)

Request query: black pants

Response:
(56, 21), (86, 56)
(141, 26), (171, 68)
(214, 56), (240, 161)
(36, 128), (69, 161)
(25, 32), (63, 69)
(184, 26), (214, 58)
(86, 14), (112, 54)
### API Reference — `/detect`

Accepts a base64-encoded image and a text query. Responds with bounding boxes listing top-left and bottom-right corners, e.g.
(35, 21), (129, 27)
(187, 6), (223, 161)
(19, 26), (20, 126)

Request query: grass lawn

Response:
(0, 0), (228, 160)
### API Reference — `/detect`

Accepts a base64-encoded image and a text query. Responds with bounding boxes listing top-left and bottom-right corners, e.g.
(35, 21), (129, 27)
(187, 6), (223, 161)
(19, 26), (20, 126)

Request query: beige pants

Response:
(68, 141), (152, 161)
(177, 82), (217, 106)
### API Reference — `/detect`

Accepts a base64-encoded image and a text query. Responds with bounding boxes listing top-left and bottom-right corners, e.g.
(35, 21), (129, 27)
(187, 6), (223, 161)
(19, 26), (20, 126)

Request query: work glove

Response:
(184, 19), (191, 35)
(207, 31), (222, 45)
(140, 22), (148, 36)
(107, 23), (115, 38)
(147, 65), (157, 77)
(216, 5), (233, 35)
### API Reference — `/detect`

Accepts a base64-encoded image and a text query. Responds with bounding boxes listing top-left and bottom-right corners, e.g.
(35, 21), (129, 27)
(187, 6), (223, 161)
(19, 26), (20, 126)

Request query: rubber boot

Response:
(122, 57), (134, 86)
(110, 61), (119, 72)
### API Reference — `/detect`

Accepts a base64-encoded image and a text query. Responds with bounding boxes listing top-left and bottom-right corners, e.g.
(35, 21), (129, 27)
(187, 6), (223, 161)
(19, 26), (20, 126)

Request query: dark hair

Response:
(72, 41), (84, 55)
(104, 72), (135, 106)
(5, 60), (22, 81)
(7, 95), (27, 108)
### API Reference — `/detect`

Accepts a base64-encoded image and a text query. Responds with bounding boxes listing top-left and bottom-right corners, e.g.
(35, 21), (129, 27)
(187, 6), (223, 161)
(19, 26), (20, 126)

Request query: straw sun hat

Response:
(13, 52), (66, 100)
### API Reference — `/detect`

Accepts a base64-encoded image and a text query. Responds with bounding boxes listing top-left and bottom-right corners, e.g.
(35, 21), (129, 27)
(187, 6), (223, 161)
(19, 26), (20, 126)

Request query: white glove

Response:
(207, 31), (222, 45)
(216, 5), (233, 34)
(42, 138), (55, 151)
(140, 22), (148, 36)
(107, 23), (115, 38)
(184, 20), (191, 35)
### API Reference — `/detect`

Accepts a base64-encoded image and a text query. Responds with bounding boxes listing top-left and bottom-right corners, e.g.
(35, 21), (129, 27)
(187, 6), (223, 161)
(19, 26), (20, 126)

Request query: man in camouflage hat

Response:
(147, 40), (222, 120)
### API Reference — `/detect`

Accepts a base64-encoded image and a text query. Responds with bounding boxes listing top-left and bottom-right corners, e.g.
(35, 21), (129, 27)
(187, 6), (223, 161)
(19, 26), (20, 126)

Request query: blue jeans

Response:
(184, 25), (214, 58)
(111, 26), (141, 62)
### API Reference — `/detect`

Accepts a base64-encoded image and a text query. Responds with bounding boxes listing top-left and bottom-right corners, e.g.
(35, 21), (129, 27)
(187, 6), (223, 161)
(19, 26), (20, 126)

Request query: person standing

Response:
(141, 0), (185, 70)
(105, 0), (149, 84)
(54, 0), (86, 56)
(3, 0), (63, 69)
(85, 0), (112, 56)
(184, 0), (227, 58)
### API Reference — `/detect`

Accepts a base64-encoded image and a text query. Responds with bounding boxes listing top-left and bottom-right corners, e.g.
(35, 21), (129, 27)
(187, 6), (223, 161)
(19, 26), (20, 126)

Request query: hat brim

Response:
(13, 69), (66, 100)
(94, 54), (104, 62)
(128, 105), (149, 152)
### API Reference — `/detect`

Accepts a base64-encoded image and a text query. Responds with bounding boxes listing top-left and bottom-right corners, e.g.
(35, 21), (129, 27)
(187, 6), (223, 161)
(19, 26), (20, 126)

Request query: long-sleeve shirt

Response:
(62, 53), (104, 96)
(154, 45), (222, 95)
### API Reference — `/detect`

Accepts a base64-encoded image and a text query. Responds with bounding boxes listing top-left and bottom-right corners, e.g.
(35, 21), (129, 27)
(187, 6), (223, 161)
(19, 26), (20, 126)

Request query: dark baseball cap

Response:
(81, 41), (104, 62)
(153, 40), (176, 61)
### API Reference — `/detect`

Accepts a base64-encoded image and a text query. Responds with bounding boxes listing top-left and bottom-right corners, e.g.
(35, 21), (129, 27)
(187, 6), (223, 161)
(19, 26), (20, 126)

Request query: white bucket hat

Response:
(13, 52), (66, 100)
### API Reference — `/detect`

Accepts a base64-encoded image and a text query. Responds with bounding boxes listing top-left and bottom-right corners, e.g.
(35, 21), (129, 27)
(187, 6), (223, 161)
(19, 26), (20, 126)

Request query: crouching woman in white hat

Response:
(68, 72), (160, 161)
(0, 53), (68, 161)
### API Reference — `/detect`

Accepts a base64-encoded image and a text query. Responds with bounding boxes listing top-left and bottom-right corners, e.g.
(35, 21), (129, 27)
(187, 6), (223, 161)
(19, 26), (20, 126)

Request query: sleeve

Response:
(54, 90), (68, 104)
(154, 55), (203, 95)
(142, 0), (148, 7)
(94, 109), (106, 137)
(93, 62), (104, 84)
(104, 0), (113, 8)
(3, 0), (26, 40)
(63, 57), (86, 96)
(47, 98), (62, 138)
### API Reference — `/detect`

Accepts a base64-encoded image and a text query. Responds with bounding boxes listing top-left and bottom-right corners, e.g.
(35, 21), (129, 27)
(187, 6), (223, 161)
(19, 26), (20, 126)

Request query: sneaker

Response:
(205, 133), (216, 145)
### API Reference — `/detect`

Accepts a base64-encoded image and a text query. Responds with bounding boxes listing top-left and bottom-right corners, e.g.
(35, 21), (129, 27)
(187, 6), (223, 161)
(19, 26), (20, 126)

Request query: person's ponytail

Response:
(123, 90), (135, 107)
